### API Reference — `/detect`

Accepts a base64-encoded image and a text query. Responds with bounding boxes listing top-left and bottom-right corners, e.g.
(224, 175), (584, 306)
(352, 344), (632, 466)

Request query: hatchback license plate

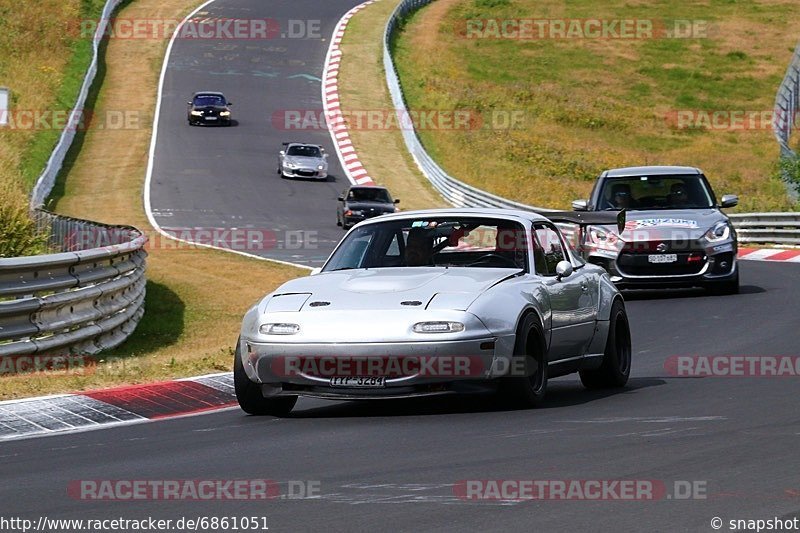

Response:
(648, 254), (677, 264)
(329, 377), (386, 388)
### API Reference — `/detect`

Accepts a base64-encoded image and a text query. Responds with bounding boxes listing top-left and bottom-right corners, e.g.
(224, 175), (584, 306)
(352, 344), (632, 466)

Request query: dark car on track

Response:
(187, 91), (232, 126)
(572, 166), (739, 294)
(336, 185), (400, 229)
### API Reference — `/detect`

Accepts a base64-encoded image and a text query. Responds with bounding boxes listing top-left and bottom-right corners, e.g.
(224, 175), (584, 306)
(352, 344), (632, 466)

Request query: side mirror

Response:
(279, 150), (285, 156)
(309, 267), (322, 276)
(572, 199), (588, 211)
(186, 101), (192, 105)
(227, 102), (233, 106)
(323, 153), (329, 158)
(337, 195), (344, 201)
(394, 199), (400, 204)
(719, 194), (738, 208)
(555, 261), (573, 281)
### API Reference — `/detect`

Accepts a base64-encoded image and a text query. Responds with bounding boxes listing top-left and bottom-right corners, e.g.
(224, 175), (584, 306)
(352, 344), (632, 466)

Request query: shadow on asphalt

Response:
(286, 377), (666, 418)
(623, 285), (764, 301)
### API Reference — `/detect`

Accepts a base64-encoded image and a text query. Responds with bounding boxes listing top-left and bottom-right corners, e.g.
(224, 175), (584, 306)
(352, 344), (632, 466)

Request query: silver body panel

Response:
(239, 208), (623, 399)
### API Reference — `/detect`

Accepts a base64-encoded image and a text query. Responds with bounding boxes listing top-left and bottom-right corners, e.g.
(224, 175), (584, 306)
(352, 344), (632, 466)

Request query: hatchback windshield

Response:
(597, 175), (714, 210)
(323, 217), (530, 271)
(348, 188), (392, 203)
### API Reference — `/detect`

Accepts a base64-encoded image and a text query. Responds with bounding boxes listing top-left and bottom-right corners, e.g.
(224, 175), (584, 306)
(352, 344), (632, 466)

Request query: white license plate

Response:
(648, 254), (678, 264)
(329, 377), (386, 388)
(205, 116), (218, 121)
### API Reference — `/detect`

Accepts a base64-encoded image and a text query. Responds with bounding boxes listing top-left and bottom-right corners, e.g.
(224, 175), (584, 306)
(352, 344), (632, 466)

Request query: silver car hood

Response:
(260, 267), (520, 313)
(285, 155), (324, 167)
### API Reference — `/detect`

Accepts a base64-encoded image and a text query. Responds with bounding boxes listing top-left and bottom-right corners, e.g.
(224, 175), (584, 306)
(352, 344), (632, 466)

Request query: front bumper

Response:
(281, 167), (327, 179)
(344, 211), (392, 225)
(585, 241), (738, 289)
(239, 337), (513, 399)
(190, 114), (231, 125)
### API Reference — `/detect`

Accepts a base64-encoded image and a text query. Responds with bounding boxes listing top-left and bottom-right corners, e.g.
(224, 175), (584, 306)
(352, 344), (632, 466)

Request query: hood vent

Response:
(401, 300), (422, 306)
(308, 301), (330, 307)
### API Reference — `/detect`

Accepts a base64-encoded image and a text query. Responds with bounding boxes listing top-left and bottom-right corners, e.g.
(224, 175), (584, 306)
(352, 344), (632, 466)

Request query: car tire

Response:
(579, 299), (631, 389)
(234, 339), (297, 416)
(706, 271), (739, 296)
(498, 313), (548, 408)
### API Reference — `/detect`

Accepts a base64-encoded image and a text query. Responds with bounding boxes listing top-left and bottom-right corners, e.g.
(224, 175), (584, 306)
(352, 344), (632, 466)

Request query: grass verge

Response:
(391, 0), (800, 212)
(0, 0), (305, 400)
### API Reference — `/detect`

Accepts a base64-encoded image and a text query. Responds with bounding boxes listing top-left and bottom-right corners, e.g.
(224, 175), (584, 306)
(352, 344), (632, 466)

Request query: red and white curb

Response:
(0, 373), (235, 442)
(323, 0), (378, 187)
(739, 247), (800, 262)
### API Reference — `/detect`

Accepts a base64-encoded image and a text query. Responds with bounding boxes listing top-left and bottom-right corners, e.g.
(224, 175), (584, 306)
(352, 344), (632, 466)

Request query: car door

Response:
(532, 223), (596, 361)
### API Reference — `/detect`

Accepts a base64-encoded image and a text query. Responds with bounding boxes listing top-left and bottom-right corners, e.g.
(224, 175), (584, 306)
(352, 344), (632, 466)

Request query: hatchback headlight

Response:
(190, 110), (203, 116)
(585, 225), (619, 250)
(704, 221), (730, 242)
(219, 111), (231, 117)
(413, 321), (465, 333)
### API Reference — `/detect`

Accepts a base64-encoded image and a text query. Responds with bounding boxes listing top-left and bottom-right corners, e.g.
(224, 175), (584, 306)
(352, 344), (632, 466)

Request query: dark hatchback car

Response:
(187, 91), (232, 126)
(336, 186), (400, 229)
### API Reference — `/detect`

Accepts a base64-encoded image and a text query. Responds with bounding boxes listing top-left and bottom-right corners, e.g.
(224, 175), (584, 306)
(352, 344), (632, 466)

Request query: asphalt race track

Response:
(149, 0), (365, 266)
(4, 0), (799, 531)
(2, 261), (799, 531)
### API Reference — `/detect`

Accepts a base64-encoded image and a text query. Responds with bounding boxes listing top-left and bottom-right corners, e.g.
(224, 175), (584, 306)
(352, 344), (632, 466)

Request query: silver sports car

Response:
(572, 166), (739, 294)
(235, 208), (632, 416)
(277, 142), (328, 180)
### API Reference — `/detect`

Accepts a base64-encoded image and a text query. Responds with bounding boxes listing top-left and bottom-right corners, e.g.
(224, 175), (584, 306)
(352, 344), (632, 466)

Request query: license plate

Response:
(648, 254), (677, 264)
(205, 116), (218, 121)
(329, 377), (386, 388)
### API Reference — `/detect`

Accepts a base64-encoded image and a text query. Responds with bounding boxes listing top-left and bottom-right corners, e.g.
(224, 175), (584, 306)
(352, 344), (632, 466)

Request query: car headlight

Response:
(585, 225), (619, 251)
(190, 110), (203, 116)
(317, 164), (325, 170)
(413, 321), (465, 333)
(284, 163), (297, 169)
(219, 111), (231, 117)
(260, 323), (300, 335)
(704, 221), (731, 242)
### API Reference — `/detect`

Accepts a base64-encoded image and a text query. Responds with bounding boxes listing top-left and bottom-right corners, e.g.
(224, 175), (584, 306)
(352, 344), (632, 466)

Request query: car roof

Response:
(352, 207), (550, 225)
(285, 142), (321, 148)
(347, 185), (389, 191)
(192, 91), (225, 97)
(602, 165), (702, 178)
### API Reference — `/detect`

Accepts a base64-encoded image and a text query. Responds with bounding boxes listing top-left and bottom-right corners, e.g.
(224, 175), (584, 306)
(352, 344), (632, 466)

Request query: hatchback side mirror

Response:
(719, 194), (738, 208)
(572, 199), (588, 211)
(394, 199), (400, 204)
(555, 261), (574, 281)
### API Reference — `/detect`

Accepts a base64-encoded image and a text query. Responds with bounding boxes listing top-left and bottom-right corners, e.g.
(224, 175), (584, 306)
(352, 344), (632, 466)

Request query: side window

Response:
(386, 232), (401, 257)
(533, 224), (566, 276)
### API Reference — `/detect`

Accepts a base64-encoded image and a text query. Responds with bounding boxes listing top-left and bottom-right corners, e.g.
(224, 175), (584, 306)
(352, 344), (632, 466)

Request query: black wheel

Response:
(234, 339), (297, 416)
(498, 313), (548, 408)
(579, 299), (631, 389)
(336, 213), (342, 226)
(706, 271), (739, 296)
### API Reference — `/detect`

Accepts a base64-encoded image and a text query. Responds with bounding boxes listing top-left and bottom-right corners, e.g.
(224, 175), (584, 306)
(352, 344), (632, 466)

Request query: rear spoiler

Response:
(282, 142), (324, 150)
(538, 210), (626, 234)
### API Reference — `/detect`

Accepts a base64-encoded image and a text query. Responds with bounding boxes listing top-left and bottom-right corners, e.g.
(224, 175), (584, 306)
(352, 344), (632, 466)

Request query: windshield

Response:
(323, 217), (529, 271)
(347, 188), (392, 203)
(193, 94), (226, 106)
(286, 145), (321, 158)
(597, 175), (714, 210)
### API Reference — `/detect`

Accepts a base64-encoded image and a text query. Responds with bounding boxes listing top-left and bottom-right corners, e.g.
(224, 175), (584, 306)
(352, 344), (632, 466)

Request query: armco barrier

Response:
(382, 0), (799, 246)
(29, 0), (124, 208)
(0, 211), (147, 357)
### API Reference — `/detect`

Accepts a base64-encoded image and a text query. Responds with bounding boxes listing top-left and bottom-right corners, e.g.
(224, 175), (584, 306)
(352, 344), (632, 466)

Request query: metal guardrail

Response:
(382, 0), (800, 246)
(0, 211), (147, 357)
(29, 0), (124, 208)
(729, 213), (800, 245)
